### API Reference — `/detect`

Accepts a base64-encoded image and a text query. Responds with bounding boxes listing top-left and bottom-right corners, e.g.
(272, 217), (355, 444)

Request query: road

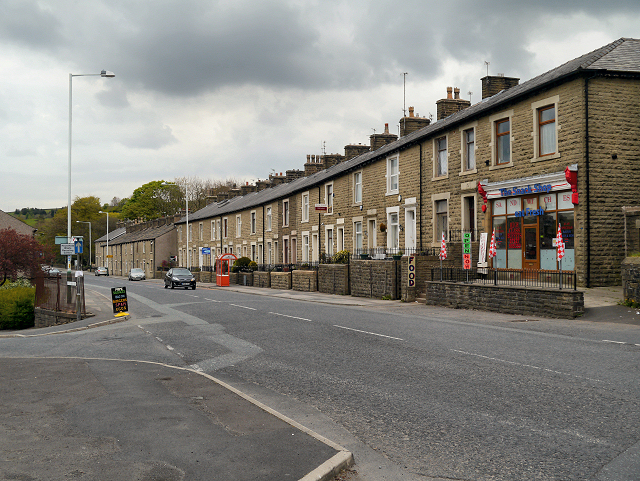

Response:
(4, 276), (640, 480)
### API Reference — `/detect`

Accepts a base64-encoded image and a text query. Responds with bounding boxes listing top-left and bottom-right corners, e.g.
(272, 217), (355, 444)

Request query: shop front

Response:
(480, 168), (577, 271)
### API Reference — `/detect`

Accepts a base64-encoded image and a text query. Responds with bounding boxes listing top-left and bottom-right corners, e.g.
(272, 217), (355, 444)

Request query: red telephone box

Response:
(216, 253), (237, 287)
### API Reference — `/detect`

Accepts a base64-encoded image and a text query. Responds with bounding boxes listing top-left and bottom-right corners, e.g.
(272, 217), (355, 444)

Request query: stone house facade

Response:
(175, 38), (639, 287)
(94, 217), (177, 278)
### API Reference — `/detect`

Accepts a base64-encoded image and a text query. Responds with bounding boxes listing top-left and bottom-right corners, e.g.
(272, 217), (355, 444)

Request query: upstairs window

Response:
(496, 119), (510, 165)
(387, 156), (399, 194)
(464, 129), (475, 171)
(283, 200), (289, 227)
(436, 136), (447, 177)
(266, 206), (272, 231)
(539, 105), (556, 156)
(301, 193), (309, 222)
(325, 183), (333, 214)
(251, 211), (256, 234)
(354, 171), (362, 204)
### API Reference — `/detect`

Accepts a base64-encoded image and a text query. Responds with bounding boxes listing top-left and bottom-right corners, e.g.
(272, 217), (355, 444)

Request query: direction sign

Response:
(60, 243), (75, 255)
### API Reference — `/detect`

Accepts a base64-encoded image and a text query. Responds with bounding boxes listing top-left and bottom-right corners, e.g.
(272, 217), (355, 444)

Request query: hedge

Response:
(0, 286), (35, 330)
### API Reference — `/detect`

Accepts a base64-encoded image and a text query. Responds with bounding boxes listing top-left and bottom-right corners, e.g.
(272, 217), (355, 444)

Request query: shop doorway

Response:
(522, 196), (540, 270)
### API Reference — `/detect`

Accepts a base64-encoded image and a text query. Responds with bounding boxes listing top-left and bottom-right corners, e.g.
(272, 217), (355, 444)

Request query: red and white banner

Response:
(557, 224), (565, 262)
(439, 232), (447, 260)
(488, 228), (497, 259)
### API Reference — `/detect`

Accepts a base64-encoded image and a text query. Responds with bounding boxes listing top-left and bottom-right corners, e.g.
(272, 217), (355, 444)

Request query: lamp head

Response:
(100, 70), (115, 78)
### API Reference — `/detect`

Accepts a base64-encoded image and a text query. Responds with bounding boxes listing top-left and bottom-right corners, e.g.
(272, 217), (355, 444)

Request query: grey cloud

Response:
(0, 0), (63, 48)
(119, 125), (177, 150)
(96, 85), (130, 108)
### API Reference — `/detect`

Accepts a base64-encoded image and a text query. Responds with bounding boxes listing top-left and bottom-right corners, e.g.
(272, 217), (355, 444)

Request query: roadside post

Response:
(75, 270), (84, 322)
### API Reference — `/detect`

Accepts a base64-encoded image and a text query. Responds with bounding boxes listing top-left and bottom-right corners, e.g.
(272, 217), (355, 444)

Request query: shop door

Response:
(522, 196), (540, 270)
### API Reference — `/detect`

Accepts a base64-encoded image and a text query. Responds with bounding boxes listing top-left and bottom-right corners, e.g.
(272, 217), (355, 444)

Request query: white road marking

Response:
(230, 304), (256, 310)
(269, 312), (313, 322)
(333, 325), (404, 341)
(166, 345), (174, 351)
(603, 340), (626, 344)
(451, 349), (606, 383)
(204, 298), (221, 302)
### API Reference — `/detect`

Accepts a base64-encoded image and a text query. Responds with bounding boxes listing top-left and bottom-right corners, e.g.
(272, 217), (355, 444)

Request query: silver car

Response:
(128, 268), (146, 281)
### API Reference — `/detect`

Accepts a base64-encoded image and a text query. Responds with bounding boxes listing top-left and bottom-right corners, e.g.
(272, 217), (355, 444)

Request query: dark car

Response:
(164, 268), (196, 290)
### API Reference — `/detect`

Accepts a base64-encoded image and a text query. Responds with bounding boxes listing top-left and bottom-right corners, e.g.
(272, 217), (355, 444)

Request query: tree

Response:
(0, 229), (53, 286)
(120, 180), (176, 220)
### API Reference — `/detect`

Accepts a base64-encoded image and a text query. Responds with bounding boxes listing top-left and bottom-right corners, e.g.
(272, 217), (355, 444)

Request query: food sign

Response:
(111, 287), (129, 316)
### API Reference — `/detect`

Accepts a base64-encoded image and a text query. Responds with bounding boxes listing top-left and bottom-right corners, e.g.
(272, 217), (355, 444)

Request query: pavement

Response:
(1, 279), (638, 481)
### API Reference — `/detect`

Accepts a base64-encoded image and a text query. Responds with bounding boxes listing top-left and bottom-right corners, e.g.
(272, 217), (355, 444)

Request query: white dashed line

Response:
(333, 325), (404, 341)
(603, 340), (626, 345)
(230, 304), (257, 310)
(269, 312), (313, 322)
(451, 349), (606, 383)
(166, 345), (175, 351)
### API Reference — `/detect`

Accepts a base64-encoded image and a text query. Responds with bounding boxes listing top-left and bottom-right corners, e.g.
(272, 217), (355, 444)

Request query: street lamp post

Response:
(67, 70), (115, 272)
(162, 182), (189, 269)
(99, 211), (109, 273)
(75, 220), (92, 270)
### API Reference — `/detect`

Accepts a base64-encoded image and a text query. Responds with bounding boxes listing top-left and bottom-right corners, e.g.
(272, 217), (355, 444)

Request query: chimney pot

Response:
(409, 106), (414, 117)
(447, 87), (453, 99)
(454, 87), (460, 99)
(384, 123), (389, 134)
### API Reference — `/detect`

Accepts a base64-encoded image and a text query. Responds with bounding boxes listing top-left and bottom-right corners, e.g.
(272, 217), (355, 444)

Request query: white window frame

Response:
(236, 215), (242, 238)
(251, 211), (257, 234)
(223, 218), (228, 239)
(302, 232), (310, 262)
(433, 135), (448, 179)
(386, 155), (399, 195)
(301, 192), (309, 223)
(325, 225), (334, 257)
(459, 122), (478, 175)
(325, 182), (334, 214)
(461, 194), (478, 240)
(199, 222), (203, 241)
(386, 206), (400, 250)
(531, 95), (560, 162)
(489, 110), (514, 169)
(353, 171), (362, 204)
(266, 206), (272, 231)
(337, 226), (344, 252)
(211, 220), (216, 241)
(353, 217), (363, 251)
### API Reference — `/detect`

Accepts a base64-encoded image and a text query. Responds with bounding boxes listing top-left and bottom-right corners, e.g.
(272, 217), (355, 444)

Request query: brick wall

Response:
(350, 259), (400, 299)
(318, 264), (349, 295)
(424, 282), (584, 318)
(292, 270), (317, 291)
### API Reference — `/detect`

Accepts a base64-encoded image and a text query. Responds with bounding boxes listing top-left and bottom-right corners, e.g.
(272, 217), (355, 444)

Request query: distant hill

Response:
(9, 208), (58, 227)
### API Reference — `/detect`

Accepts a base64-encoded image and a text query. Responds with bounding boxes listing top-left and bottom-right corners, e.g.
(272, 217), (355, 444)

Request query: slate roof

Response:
(177, 37), (640, 224)
(107, 223), (176, 246)
(94, 227), (126, 244)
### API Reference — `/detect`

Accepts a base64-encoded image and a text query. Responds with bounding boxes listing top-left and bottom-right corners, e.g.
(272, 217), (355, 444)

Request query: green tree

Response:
(120, 180), (180, 220)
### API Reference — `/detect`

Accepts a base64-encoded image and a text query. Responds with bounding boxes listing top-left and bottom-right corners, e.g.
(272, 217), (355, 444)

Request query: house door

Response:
(522, 196), (540, 270)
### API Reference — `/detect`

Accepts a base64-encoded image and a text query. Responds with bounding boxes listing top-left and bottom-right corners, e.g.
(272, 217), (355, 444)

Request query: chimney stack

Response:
(481, 75), (519, 99)
(436, 86), (471, 120)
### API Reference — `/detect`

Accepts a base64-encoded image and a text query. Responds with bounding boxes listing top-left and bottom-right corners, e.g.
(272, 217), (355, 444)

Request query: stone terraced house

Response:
(173, 38), (640, 288)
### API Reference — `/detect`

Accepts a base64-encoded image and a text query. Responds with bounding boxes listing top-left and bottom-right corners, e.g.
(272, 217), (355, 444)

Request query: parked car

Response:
(48, 267), (61, 276)
(128, 268), (146, 281)
(95, 267), (108, 276)
(164, 268), (196, 290)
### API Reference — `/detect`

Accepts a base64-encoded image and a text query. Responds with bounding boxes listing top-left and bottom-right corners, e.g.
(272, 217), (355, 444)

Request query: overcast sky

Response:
(1, 0), (639, 212)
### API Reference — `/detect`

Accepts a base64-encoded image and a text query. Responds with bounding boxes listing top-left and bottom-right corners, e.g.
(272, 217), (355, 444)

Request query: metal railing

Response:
(430, 267), (577, 290)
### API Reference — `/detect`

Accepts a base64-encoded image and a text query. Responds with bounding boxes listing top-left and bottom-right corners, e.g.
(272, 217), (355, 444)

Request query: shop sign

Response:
(514, 208), (545, 218)
(462, 232), (472, 270)
(202, 247), (211, 255)
(408, 256), (416, 287)
(500, 183), (552, 197)
(111, 287), (129, 316)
